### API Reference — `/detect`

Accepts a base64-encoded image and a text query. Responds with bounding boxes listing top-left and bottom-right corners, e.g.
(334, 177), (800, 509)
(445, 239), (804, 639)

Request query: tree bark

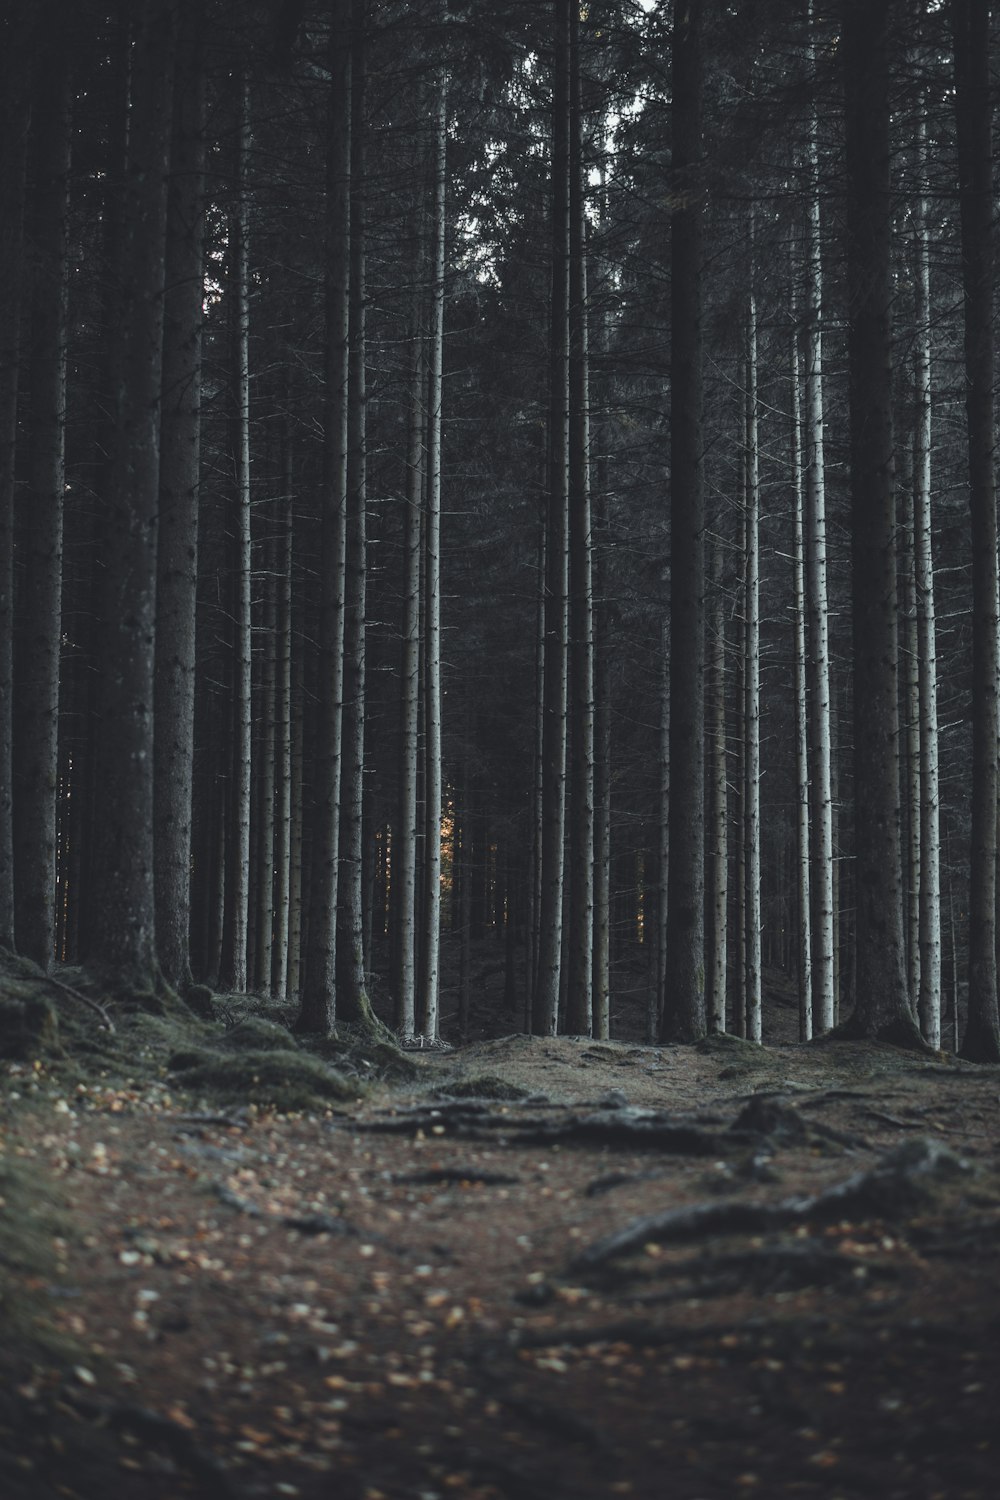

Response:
(88, 0), (176, 986)
(838, 0), (919, 1046)
(222, 73), (253, 994)
(706, 534), (728, 1035)
(661, 0), (706, 1042)
(804, 12), (836, 1034)
(952, 0), (1000, 1061)
(0, 1), (32, 952)
(154, 0), (205, 991)
(297, 0), (351, 1033)
(418, 29), (447, 1042)
(533, 0), (571, 1037)
(565, 0), (594, 1037)
(791, 326), (813, 1040)
(743, 287), (762, 1044)
(912, 117), (941, 1050)
(13, 18), (71, 969)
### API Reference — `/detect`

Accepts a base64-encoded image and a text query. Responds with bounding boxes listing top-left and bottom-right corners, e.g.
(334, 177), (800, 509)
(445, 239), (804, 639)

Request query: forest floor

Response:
(1, 961), (999, 1500)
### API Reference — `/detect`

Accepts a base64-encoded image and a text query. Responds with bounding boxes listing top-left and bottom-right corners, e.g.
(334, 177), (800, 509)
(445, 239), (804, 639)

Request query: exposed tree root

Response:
(570, 1138), (966, 1272)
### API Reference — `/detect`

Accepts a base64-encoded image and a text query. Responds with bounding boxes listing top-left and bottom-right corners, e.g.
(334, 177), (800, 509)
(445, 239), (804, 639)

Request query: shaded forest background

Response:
(0, 0), (998, 1057)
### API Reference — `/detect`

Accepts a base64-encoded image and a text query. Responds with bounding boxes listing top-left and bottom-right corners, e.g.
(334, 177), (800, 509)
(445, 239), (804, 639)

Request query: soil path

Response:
(3, 1034), (999, 1500)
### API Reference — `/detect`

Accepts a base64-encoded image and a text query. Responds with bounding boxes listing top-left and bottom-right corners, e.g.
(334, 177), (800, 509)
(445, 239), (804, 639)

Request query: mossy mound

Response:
(219, 1017), (299, 1053)
(0, 1151), (70, 1358)
(304, 1031), (421, 1082)
(434, 1074), (529, 1101)
(0, 995), (60, 1060)
(696, 1032), (764, 1055)
(169, 1047), (366, 1112)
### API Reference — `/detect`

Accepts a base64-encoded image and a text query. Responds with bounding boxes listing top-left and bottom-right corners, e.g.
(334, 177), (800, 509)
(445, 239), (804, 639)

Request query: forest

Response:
(2, 2), (1000, 1496)
(0, 0), (999, 1061)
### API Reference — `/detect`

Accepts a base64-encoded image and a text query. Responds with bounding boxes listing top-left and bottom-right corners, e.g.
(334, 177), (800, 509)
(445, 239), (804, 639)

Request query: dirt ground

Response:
(2, 998), (1000, 1500)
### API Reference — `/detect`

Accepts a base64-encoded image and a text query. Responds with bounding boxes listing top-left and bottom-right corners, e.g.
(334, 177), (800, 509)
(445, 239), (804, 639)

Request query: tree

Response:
(565, 0), (595, 1037)
(417, 14), (448, 1042)
(12, 16), (71, 970)
(154, 0), (206, 991)
(661, 0), (706, 1043)
(803, 3), (835, 1034)
(88, 0), (177, 986)
(838, 0), (920, 1046)
(0, 1), (31, 953)
(533, 0), (571, 1037)
(298, 0), (352, 1034)
(912, 114), (941, 1051)
(952, 0), (1000, 1062)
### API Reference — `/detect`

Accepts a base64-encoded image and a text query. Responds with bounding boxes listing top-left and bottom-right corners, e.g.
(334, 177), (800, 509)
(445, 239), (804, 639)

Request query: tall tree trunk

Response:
(840, 0), (919, 1045)
(255, 517), (277, 994)
(899, 468), (922, 1006)
(418, 33), (447, 1042)
(533, 0), (571, 1036)
(706, 535), (728, 1035)
(953, 0), (1000, 1061)
(226, 75), (253, 993)
(0, 2), (32, 952)
(661, 0), (706, 1042)
(272, 416), (294, 1000)
(592, 329), (611, 1042)
(791, 327), (813, 1040)
(912, 118), (941, 1050)
(154, 0), (205, 991)
(336, 0), (383, 1037)
(565, 0), (594, 1037)
(88, 0), (176, 985)
(394, 326), (423, 1038)
(805, 3), (836, 1034)
(743, 287), (762, 1044)
(297, 0), (351, 1032)
(13, 21), (70, 969)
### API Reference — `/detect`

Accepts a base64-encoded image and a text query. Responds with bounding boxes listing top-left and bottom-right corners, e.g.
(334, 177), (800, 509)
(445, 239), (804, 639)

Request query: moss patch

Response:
(434, 1074), (530, 1101)
(169, 1047), (366, 1112)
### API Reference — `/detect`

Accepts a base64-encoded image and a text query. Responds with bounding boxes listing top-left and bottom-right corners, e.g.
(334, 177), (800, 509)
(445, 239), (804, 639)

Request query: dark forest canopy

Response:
(0, 0), (998, 1059)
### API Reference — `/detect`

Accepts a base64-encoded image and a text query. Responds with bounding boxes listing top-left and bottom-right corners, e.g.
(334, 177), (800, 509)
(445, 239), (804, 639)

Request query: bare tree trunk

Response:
(287, 644), (305, 1000)
(653, 621), (669, 1041)
(88, 0), (176, 985)
(743, 287), (762, 1043)
(418, 35), (447, 1042)
(899, 470), (922, 1007)
(297, 0), (351, 1032)
(840, 0), (918, 1044)
(533, 0), (571, 1036)
(255, 517), (277, 994)
(335, 0), (378, 1033)
(395, 325), (424, 1038)
(566, 0), (594, 1036)
(0, 2), (31, 952)
(272, 418), (293, 1000)
(592, 410), (611, 1042)
(223, 74), (252, 993)
(791, 327), (813, 1040)
(913, 117), (941, 1049)
(662, 0), (706, 1042)
(154, 0), (205, 991)
(804, 6), (835, 1034)
(953, 0), (1000, 1061)
(706, 535), (728, 1034)
(13, 25), (71, 969)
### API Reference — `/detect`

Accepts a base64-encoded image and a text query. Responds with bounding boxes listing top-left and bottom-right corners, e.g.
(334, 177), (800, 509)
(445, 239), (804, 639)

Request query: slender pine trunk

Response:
(661, 0), (706, 1041)
(13, 26), (71, 969)
(154, 0), (205, 990)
